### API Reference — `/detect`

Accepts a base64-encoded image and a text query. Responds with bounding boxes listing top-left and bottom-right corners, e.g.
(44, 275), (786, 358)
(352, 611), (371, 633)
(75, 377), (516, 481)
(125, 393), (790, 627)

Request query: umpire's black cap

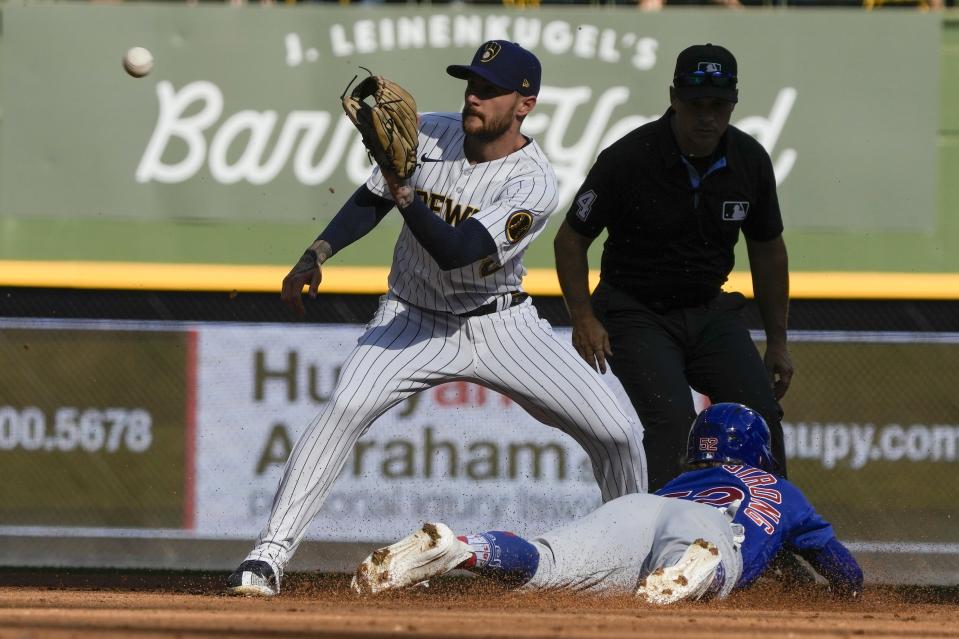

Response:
(672, 43), (739, 103)
(447, 40), (541, 97)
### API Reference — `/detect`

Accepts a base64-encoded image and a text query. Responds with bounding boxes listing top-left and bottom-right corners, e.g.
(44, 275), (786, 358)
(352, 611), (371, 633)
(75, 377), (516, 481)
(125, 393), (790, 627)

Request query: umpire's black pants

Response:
(593, 282), (787, 492)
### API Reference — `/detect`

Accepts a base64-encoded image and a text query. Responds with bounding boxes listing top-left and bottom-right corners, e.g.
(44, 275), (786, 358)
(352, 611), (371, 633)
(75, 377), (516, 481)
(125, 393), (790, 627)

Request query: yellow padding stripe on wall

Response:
(1, 260), (958, 299)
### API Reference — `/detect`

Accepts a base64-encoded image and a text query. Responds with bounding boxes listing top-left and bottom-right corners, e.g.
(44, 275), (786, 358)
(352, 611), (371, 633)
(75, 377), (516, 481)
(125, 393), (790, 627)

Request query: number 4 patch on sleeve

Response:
(574, 190), (597, 221)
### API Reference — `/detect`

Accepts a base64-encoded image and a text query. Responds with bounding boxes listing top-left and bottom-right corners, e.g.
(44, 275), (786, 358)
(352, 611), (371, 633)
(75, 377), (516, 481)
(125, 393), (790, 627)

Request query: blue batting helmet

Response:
(686, 403), (776, 471)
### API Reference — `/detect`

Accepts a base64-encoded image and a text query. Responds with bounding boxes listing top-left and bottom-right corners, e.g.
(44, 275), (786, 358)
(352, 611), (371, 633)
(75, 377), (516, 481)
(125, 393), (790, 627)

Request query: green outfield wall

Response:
(0, 3), (956, 287)
(0, 328), (191, 528)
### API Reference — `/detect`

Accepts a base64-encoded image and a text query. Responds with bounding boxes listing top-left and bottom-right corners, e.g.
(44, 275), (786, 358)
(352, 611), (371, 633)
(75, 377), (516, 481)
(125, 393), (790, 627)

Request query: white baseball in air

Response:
(123, 47), (154, 78)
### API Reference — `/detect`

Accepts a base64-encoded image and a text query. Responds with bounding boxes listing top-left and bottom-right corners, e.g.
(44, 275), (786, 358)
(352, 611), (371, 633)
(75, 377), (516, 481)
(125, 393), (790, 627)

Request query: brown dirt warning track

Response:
(0, 571), (957, 639)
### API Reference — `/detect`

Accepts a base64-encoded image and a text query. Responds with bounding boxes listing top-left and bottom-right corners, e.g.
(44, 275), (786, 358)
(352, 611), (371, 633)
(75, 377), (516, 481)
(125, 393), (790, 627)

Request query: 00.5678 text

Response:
(0, 406), (153, 453)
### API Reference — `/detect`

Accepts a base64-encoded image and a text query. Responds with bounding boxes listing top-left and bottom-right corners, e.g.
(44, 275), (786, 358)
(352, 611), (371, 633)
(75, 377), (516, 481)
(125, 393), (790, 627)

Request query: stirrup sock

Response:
(457, 531), (539, 587)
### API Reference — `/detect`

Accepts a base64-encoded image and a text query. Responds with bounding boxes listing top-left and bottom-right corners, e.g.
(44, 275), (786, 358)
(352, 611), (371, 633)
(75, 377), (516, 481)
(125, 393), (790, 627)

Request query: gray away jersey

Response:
(367, 112), (559, 315)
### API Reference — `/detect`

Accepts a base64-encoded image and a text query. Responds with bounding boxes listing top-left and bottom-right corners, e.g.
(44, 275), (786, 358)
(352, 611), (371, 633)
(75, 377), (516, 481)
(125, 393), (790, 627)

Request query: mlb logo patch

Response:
(699, 437), (719, 452)
(722, 201), (749, 221)
(698, 62), (722, 73)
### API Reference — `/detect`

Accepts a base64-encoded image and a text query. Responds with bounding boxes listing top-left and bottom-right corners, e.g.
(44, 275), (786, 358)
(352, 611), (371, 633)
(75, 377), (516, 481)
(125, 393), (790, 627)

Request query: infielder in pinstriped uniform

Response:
(227, 40), (647, 597)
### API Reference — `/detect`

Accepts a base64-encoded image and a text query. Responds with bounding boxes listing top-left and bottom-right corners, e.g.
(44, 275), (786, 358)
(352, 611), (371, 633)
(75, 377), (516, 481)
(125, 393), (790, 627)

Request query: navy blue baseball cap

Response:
(447, 40), (541, 97)
(672, 43), (739, 103)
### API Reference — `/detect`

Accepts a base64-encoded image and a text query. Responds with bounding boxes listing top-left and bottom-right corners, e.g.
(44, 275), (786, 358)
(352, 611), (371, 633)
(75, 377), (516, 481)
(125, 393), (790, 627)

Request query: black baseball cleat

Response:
(227, 559), (281, 597)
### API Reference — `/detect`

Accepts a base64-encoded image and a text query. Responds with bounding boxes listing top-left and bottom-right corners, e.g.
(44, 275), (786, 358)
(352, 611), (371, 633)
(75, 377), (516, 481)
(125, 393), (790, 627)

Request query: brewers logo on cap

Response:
(481, 42), (502, 63)
(505, 210), (533, 244)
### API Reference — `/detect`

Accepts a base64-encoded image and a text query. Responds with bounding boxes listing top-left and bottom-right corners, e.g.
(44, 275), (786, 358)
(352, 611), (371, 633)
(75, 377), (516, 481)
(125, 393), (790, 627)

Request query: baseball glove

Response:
(342, 74), (419, 179)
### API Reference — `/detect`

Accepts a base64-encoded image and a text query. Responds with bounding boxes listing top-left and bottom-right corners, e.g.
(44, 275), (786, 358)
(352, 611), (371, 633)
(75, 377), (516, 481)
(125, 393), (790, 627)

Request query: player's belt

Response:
(457, 292), (529, 318)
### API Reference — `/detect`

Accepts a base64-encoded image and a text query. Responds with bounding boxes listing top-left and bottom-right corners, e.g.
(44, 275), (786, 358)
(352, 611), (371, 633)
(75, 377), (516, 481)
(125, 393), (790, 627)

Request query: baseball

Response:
(123, 47), (154, 78)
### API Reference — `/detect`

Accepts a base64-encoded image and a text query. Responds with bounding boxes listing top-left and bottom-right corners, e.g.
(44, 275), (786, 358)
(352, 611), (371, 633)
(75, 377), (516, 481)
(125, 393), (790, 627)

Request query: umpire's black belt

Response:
(626, 290), (719, 314)
(458, 292), (529, 318)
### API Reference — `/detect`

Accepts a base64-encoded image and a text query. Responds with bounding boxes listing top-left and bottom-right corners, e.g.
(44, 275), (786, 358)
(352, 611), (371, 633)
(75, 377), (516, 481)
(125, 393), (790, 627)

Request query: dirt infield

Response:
(0, 572), (957, 638)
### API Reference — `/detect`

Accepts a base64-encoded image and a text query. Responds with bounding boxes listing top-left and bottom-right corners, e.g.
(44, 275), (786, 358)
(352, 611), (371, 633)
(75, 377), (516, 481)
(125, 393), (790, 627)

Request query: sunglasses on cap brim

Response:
(673, 71), (738, 89)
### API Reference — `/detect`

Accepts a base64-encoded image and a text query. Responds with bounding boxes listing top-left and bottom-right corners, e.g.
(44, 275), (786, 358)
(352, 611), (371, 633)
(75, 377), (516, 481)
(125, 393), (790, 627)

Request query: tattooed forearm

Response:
(391, 183), (415, 208)
(307, 239), (334, 265)
(383, 171), (415, 208)
(292, 249), (319, 276)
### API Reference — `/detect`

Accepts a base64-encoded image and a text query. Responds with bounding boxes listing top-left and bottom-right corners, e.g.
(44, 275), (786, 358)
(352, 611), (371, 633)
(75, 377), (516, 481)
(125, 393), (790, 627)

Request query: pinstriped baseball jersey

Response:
(238, 112), (647, 585)
(367, 112), (558, 315)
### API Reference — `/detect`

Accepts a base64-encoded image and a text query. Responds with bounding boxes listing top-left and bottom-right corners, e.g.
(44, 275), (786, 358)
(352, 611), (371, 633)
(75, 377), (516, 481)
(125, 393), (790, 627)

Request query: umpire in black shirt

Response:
(554, 43), (793, 491)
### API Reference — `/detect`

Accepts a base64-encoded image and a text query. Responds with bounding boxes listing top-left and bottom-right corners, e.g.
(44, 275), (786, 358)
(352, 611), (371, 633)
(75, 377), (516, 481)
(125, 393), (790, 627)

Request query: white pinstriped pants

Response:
(248, 293), (647, 571)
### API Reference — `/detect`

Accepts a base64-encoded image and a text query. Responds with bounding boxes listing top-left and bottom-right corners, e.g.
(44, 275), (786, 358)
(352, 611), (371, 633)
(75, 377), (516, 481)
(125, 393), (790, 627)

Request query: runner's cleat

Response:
(637, 538), (722, 605)
(351, 522), (472, 594)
